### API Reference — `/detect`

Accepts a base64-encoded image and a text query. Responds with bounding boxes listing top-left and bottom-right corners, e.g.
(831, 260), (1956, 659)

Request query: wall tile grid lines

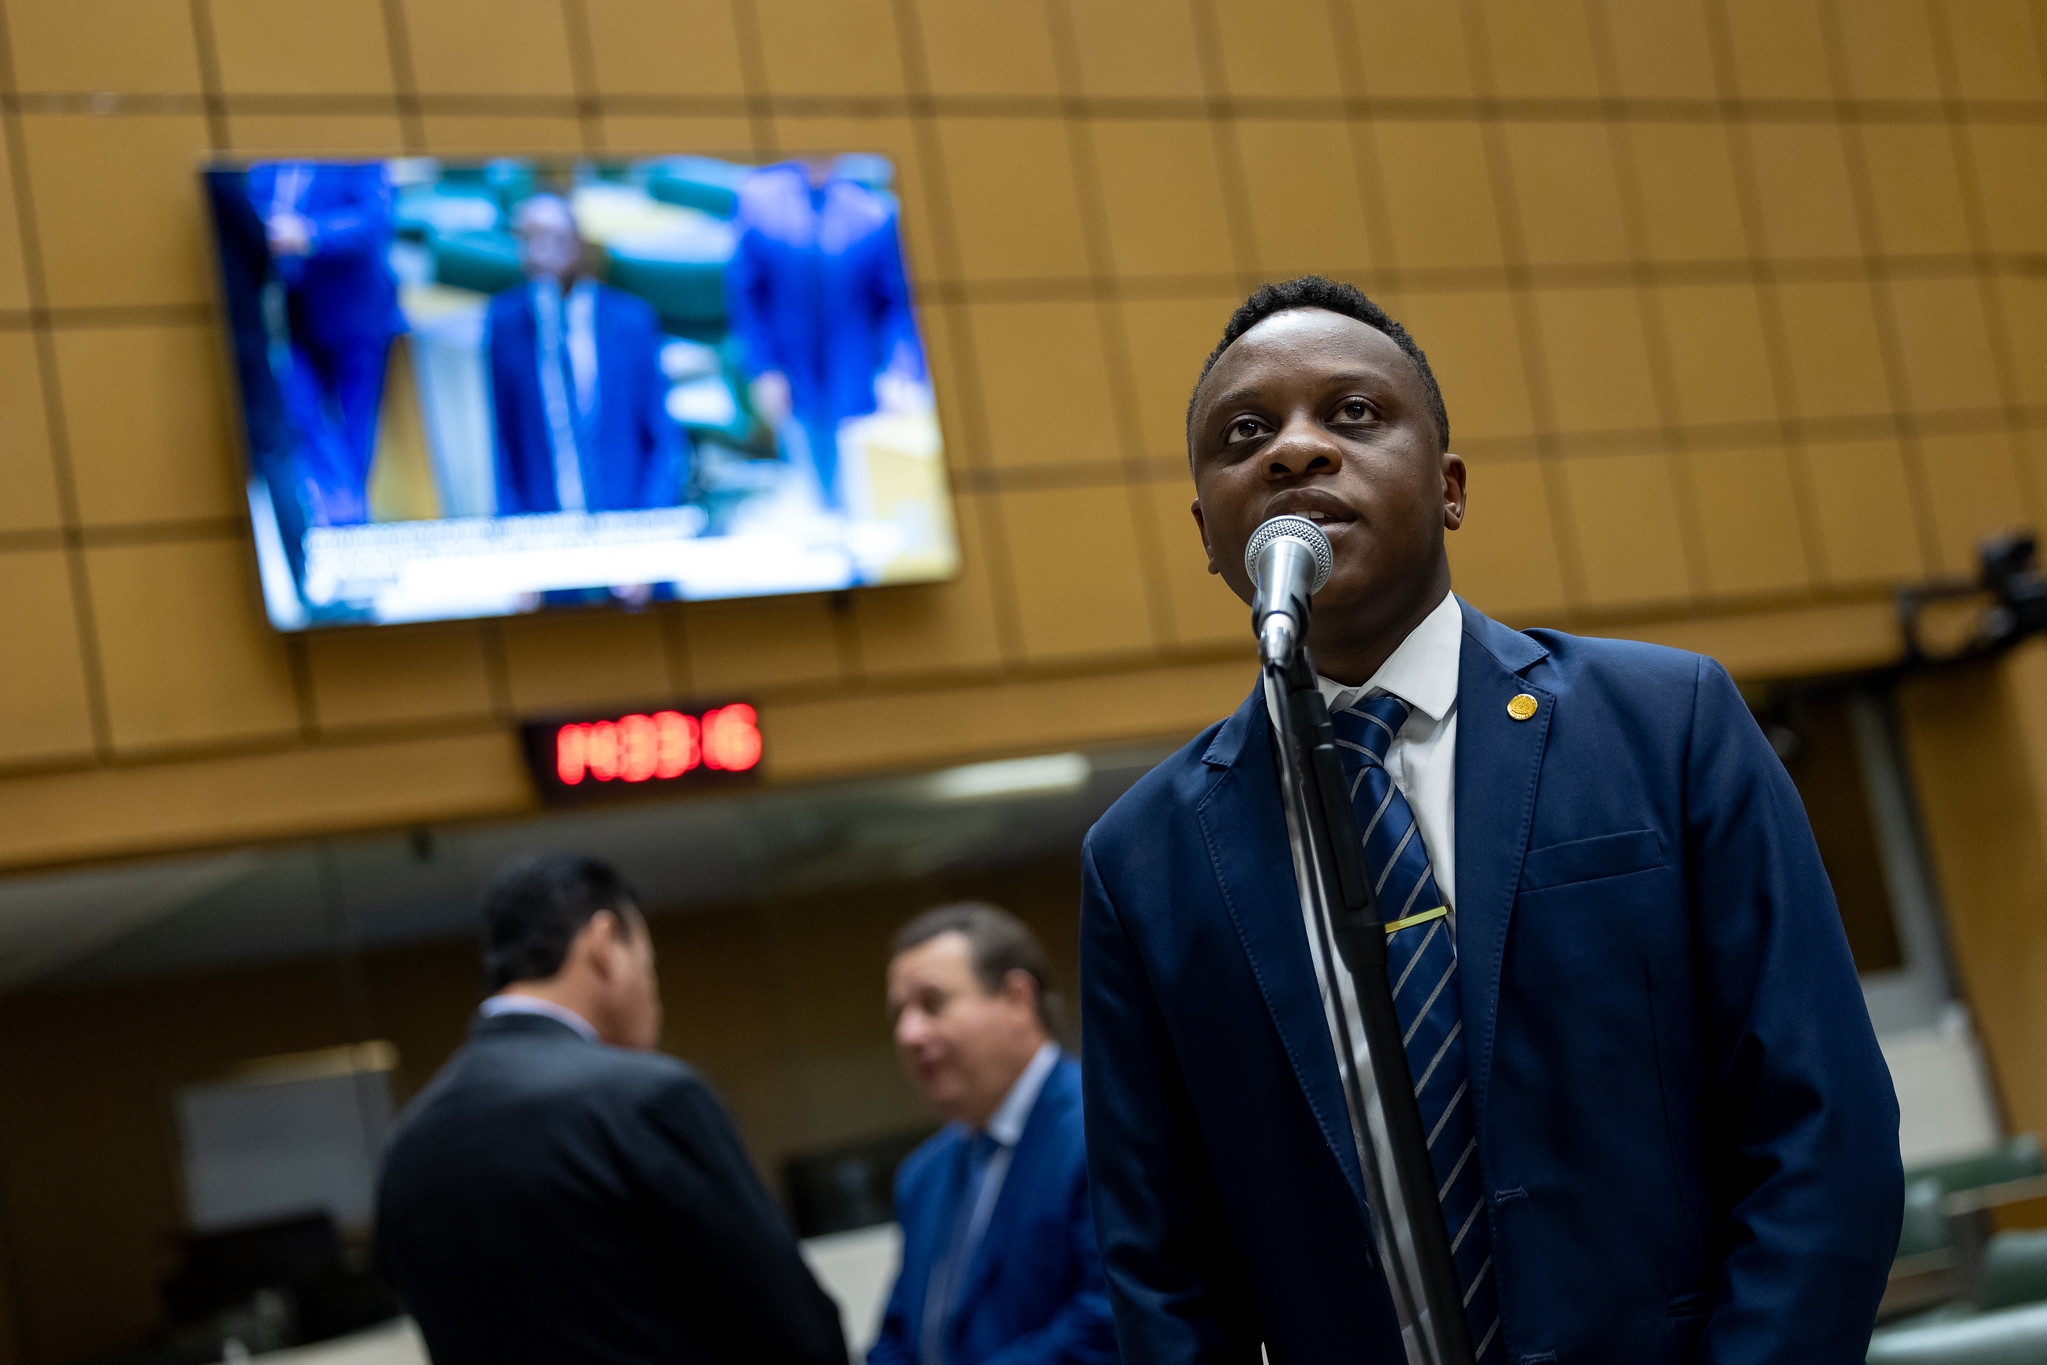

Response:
(11, 89), (2047, 126)
(1455, 0), (1592, 608)
(1804, 0), (1946, 576)
(1920, 0), (2047, 525)
(0, 0), (2033, 815)
(1580, 0), (1716, 604)
(0, 1), (117, 766)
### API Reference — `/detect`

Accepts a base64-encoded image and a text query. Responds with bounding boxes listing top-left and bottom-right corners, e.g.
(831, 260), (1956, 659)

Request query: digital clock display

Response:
(522, 702), (762, 803)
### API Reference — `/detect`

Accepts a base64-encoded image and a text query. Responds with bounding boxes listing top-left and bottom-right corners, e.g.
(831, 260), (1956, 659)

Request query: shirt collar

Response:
(984, 1041), (1060, 1148)
(478, 993), (601, 1044)
(1318, 590), (1462, 723)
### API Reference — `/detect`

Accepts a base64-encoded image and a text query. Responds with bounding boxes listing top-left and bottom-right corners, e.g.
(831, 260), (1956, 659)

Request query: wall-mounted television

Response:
(202, 154), (956, 629)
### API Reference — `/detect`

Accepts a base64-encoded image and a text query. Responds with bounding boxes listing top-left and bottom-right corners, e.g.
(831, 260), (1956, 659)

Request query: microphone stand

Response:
(1259, 613), (1476, 1365)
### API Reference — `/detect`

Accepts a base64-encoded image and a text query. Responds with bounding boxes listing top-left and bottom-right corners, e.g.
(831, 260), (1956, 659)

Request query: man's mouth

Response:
(1265, 491), (1358, 528)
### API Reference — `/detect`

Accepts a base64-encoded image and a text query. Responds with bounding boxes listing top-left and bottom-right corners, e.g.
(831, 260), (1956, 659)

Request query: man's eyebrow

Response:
(1203, 385), (1263, 413)
(1202, 371), (1385, 417)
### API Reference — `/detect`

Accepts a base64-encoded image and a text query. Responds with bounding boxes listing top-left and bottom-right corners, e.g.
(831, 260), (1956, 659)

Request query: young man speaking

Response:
(1079, 277), (1902, 1363)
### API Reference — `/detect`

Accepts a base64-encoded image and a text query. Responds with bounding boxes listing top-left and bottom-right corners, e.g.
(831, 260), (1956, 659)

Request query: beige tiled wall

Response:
(0, 0), (2039, 868)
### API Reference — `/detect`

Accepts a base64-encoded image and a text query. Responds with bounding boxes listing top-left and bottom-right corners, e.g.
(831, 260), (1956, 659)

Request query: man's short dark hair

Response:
(481, 853), (640, 993)
(892, 902), (1067, 1041)
(1185, 275), (1450, 453)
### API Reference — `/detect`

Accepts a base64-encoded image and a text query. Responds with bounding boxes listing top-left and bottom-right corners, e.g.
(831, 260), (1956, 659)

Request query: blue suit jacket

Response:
(244, 161), (403, 355)
(872, 1055), (1117, 1365)
(487, 282), (684, 515)
(1081, 601), (1902, 1364)
(725, 165), (923, 431)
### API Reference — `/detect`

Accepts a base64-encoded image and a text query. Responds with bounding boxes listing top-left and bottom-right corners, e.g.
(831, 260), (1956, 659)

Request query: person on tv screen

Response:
(247, 160), (404, 527)
(726, 158), (925, 515)
(487, 194), (685, 517)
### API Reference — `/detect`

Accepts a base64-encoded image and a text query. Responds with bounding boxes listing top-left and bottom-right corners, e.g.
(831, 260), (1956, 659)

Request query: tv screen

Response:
(202, 155), (957, 629)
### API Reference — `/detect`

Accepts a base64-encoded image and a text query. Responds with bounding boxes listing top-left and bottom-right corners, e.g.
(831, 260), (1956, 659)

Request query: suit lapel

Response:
(1451, 601), (1552, 1125)
(1197, 689), (1368, 1208)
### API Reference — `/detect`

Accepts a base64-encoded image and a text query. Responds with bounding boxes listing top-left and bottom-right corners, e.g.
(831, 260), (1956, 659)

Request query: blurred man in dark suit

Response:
(487, 195), (685, 515)
(870, 904), (1115, 1365)
(376, 854), (846, 1365)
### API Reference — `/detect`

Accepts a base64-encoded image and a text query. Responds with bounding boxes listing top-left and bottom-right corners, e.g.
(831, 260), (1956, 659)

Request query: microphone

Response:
(1245, 514), (1333, 667)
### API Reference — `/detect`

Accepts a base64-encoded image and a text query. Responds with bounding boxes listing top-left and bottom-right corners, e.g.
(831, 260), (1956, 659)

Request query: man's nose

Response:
(1262, 413), (1341, 480)
(894, 1009), (927, 1049)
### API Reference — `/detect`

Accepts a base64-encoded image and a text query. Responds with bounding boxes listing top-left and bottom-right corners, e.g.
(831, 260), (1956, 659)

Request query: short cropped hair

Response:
(892, 902), (1066, 1041)
(481, 853), (639, 993)
(1185, 275), (1450, 452)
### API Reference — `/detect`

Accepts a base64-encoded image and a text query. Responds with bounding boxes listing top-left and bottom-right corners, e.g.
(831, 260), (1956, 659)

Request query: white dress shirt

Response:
(1268, 590), (1464, 1105)
(477, 992), (601, 1044)
(965, 1040), (1060, 1250)
(1316, 589), (1462, 911)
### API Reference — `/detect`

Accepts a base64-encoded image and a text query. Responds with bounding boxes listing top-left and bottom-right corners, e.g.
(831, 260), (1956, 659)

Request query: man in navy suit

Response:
(487, 195), (684, 516)
(873, 904), (1116, 1365)
(248, 161), (404, 526)
(1080, 276), (1902, 1363)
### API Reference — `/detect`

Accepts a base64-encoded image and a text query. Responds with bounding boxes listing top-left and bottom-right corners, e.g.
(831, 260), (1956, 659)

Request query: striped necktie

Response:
(1328, 692), (1501, 1360)
(531, 280), (587, 513)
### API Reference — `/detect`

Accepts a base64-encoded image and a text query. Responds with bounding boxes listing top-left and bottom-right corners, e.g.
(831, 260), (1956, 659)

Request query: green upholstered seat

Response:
(1901, 1179), (1951, 1259)
(604, 252), (726, 340)
(430, 230), (524, 297)
(1907, 1137), (2044, 1198)
(1983, 1230), (2047, 1311)
(644, 157), (750, 220)
(1867, 1301), (2047, 1364)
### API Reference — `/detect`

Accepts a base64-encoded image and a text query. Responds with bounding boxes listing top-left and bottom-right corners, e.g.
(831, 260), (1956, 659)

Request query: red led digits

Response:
(654, 711), (699, 778)
(619, 713), (659, 782)
(586, 721), (622, 781)
(701, 704), (763, 772)
(557, 724), (588, 785)
(547, 705), (753, 790)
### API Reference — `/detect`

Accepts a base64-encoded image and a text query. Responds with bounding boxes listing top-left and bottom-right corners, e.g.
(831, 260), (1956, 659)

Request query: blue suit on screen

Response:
(725, 164), (923, 511)
(871, 1053), (1117, 1365)
(245, 161), (404, 527)
(1081, 601), (1903, 1364)
(486, 281), (684, 515)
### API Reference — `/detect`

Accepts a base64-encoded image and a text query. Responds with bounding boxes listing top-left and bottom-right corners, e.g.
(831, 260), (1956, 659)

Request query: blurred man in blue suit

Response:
(726, 159), (925, 514)
(488, 195), (684, 516)
(1081, 277), (1901, 1363)
(873, 904), (1116, 1365)
(248, 160), (404, 526)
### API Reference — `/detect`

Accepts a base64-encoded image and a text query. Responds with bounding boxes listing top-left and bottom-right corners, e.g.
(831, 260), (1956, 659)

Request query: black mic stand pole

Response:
(1258, 609), (1476, 1365)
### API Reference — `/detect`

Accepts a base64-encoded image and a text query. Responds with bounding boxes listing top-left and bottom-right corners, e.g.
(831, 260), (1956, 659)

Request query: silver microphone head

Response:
(1245, 515), (1334, 594)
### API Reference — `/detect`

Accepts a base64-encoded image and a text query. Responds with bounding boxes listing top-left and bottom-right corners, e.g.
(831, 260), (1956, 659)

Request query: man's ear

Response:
(581, 910), (623, 979)
(1192, 497), (1220, 575)
(1442, 453), (1468, 531)
(1002, 967), (1039, 1014)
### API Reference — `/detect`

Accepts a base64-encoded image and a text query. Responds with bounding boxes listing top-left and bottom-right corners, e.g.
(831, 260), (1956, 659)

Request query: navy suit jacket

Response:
(872, 1055), (1117, 1365)
(725, 165), (923, 431)
(1081, 601), (1902, 1364)
(487, 282), (685, 515)
(245, 161), (403, 356)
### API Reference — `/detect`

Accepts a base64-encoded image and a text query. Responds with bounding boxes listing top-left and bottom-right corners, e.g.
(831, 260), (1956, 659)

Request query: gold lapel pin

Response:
(1507, 693), (1539, 721)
